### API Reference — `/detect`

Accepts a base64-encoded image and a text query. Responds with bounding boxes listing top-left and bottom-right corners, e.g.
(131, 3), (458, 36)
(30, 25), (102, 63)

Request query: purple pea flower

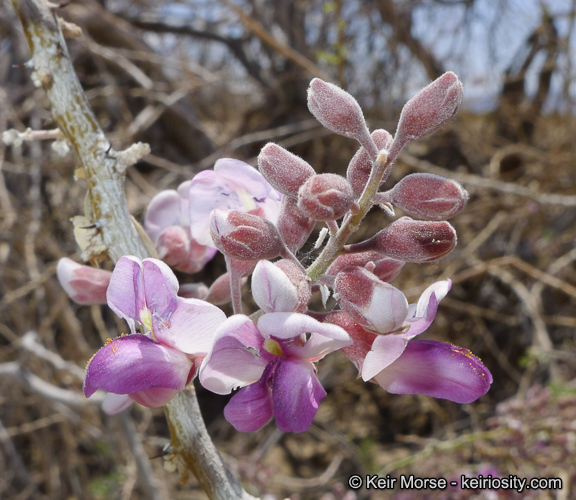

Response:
(325, 280), (493, 403)
(199, 313), (351, 432)
(144, 181), (217, 273)
(84, 256), (226, 409)
(188, 159), (282, 247)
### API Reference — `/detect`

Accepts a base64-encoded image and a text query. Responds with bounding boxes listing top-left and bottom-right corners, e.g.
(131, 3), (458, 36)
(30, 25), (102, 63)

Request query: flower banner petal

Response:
(106, 256), (144, 334)
(257, 312), (351, 342)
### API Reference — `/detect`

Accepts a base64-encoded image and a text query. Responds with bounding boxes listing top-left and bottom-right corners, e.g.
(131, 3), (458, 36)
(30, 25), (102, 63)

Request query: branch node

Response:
(115, 142), (151, 174)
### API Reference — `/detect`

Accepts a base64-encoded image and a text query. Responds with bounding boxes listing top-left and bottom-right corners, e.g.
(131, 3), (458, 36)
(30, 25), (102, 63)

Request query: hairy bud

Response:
(327, 251), (405, 283)
(57, 258), (110, 305)
(348, 217), (457, 262)
(307, 78), (371, 144)
(276, 196), (316, 253)
(209, 209), (284, 261)
(392, 72), (463, 155)
(347, 129), (393, 198)
(258, 143), (315, 197)
(382, 173), (468, 220)
(297, 173), (355, 221)
(334, 266), (409, 334)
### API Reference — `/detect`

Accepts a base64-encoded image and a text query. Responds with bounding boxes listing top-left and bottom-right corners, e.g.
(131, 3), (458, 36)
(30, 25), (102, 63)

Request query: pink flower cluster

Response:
(58, 72), (492, 433)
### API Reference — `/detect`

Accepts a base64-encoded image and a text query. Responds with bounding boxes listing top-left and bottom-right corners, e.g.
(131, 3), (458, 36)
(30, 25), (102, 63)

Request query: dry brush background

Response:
(0, 1), (575, 499)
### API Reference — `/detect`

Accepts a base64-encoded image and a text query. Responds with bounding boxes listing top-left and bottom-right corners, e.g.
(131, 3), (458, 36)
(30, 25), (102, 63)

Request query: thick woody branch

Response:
(10, 1), (251, 497)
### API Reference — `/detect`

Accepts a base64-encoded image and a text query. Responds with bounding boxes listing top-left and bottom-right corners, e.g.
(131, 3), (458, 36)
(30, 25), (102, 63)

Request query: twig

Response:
(9, 1), (254, 498)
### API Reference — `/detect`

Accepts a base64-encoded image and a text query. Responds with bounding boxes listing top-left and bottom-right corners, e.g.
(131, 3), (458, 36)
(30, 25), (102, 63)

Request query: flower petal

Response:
(413, 279), (451, 318)
(130, 387), (180, 408)
(361, 334), (407, 381)
(102, 393), (134, 415)
(373, 339), (493, 403)
(154, 297), (226, 356)
(84, 334), (192, 398)
(252, 260), (298, 313)
(257, 312), (351, 342)
(106, 256), (144, 334)
(199, 315), (268, 394)
(144, 190), (182, 243)
(273, 358), (326, 433)
(223, 377), (273, 432)
(142, 259), (179, 331)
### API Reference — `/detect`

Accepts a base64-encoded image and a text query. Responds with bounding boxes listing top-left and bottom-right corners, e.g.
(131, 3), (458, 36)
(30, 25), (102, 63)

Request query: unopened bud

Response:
(56, 257), (110, 305)
(252, 259), (311, 313)
(297, 173), (354, 221)
(204, 272), (249, 305)
(307, 78), (371, 144)
(258, 143), (315, 197)
(347, 129), (393, 198)
(327, 251), (405, 283)
(383, 173), (468, 220)
(276, 196), (316, 253)
(392, 72), (463, 154)
(178, 283), (209, 300)
(348, 217), (457, 262)
(209, 209), (284, 261)
(334, 266), (408, 334)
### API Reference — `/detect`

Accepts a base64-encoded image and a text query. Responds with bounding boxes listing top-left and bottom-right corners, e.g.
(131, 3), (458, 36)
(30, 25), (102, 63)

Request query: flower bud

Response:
(349, 217), (457, 262)
(307, 78), (371, 143)
(258, 143), (315, 197)
(273, 259), (311, 313)
(276, 197), (316, 253)
(178, 283), (209, 300)
(383, 173), (468, 220)
(392, 72), (463, 154)
(297, 173), (354, 221)
(334, 266), (409, 334)
(209, 209), (284, 261)
(347, 129), (393, 198)
(56, 257), (110, 305)
(327, 251), (405, 283)
(204, 272), (249, 305)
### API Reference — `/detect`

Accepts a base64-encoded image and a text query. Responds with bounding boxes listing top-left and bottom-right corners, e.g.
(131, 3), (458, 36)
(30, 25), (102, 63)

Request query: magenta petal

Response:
(199, 315), (268, 394)
(144, 190), (182, 242)
(106, 256), (144, 334)
(224, 378), (274, 432)
(84, 334), (192, 398)
(273, 358), (326, 433)
(374, 340), (493, 403)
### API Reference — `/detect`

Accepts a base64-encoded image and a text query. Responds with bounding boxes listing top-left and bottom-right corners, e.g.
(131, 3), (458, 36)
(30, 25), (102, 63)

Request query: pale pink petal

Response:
(361, 334), (407, 381)
(413, 279), (451, 318)
(144, 190), (182, 242)
(130, 387), (180, 408)
(252, 260), (298, 313)
(141, 259), (179, 333)
(257, 312), (351, 342)
(154, 297), (226, 355)
(57, 258), (110, 305)
(84, 334), (192, 398)
(273, 358), (326, 433)
(102, 393), (134, 415)
(106, 256), (144, 334)
(223, 377), (273, 432)
(199, 315), (268, 395)
(373, 340), (493, 403)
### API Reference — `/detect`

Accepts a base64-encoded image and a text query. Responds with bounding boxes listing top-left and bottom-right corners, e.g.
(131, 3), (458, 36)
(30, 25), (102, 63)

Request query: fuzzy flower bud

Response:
(327, 251), (405, 283)
(276, 197), (316, 253)
(307, 78), (371, 144)
(209, 209), (284, 261)
(297, 173), (354, 221)
(56, 257), (110, 305)
(392, 72), (463, 154)
(382, 173), (468, 221)
(347, 129), (393, 198)
(258, 143), (315, 198)
(334, 266), (409, 334)
(348, 217), (457, 262)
